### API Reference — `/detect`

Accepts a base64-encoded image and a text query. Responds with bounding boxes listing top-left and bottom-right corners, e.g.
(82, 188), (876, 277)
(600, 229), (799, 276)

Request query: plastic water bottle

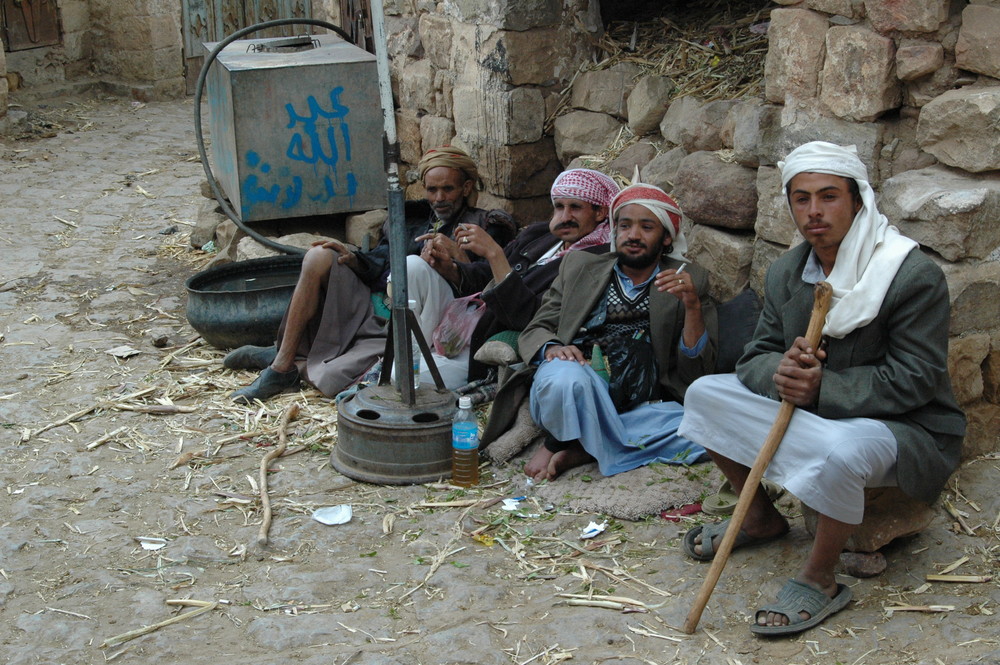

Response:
(451, 396), (480, 487)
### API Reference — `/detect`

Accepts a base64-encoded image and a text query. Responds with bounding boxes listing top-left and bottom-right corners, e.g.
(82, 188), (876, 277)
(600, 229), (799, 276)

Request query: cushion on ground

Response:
(474, 330), (520, 366)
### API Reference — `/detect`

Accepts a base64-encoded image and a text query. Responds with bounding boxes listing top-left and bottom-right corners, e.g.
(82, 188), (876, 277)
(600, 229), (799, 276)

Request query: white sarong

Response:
(678, 374), (897, 524)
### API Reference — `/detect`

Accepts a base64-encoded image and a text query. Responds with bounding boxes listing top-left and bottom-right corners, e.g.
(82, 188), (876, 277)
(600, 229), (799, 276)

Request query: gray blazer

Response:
(737, 243), (966, 503)
(483, 251), (717, 446)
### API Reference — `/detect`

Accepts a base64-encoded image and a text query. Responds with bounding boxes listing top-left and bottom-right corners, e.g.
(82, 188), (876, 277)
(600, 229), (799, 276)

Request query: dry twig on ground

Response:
(257, 402), (302, 546)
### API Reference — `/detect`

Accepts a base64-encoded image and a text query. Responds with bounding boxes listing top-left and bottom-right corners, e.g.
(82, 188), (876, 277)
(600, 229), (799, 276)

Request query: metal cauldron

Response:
(185, 255), (302, 349)
(333, 383), (458, 485)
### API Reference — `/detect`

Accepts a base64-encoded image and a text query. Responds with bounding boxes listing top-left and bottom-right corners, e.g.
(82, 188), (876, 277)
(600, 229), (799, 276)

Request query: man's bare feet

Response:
(524, 440), (593, 482)
(546, 442), (593, 479)
(524, 445), (555, 481)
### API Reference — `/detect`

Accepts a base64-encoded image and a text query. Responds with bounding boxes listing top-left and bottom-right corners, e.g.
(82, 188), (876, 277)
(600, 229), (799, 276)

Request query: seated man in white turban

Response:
(678, 141), (966, 636)
(501, 179), (717, 482)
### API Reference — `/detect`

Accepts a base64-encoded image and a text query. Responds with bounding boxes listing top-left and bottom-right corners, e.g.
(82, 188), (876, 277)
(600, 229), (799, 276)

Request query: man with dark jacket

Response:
(678, 141), (966, 636)
(484, 181), (717, 482)
(223, 146), (514, 402)
(420, 168), (621, 386)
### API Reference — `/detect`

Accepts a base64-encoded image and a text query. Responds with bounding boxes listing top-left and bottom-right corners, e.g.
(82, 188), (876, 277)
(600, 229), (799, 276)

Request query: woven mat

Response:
(483, 400), (726, 520)
(493, 439), (724, 521)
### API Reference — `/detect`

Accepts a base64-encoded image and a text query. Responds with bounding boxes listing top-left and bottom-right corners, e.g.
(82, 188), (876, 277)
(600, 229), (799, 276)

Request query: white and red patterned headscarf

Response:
(609, 175), (688, 259)
(541, 169), (619, 261)
(550, 168), (620, 208)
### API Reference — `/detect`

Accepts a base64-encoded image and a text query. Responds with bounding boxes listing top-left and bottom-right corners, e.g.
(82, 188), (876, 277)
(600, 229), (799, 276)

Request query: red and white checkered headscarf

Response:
(550, 169), (620, 208)
(610, 179), (688, 259)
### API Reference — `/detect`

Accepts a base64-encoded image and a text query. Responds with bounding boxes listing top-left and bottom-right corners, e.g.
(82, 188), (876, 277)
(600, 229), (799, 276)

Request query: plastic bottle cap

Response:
(458, 396), (472, 409)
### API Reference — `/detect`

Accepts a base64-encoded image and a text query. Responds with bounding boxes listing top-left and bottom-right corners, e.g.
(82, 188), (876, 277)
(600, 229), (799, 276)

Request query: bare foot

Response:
(524, 446), (556, 481)
(545, 442), (593, 480)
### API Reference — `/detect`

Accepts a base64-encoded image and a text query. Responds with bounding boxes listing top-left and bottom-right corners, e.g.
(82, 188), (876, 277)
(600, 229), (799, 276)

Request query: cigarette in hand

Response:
(676, 262), (687, 274)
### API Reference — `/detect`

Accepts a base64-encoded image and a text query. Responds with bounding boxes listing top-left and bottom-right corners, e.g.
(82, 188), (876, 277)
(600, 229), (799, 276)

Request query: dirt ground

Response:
(1, 92), (999, 665)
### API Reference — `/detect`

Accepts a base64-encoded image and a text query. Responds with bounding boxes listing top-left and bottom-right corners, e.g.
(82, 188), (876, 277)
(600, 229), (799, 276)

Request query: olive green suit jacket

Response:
(483, 251), (717, 446)
(737, 243), (966, 503)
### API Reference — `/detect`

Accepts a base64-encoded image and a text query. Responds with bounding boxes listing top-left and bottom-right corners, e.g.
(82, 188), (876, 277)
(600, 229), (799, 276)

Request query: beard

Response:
(432, 200), (465, 224)
(616, 242), (663, 270)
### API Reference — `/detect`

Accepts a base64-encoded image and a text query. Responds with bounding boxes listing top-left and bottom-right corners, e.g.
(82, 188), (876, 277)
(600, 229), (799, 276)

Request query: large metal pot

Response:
(185, 255), (302, 349)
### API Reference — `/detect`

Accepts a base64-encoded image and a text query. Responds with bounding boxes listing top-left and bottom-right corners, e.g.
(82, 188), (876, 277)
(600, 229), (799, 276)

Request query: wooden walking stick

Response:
(682, 281), (833, 634)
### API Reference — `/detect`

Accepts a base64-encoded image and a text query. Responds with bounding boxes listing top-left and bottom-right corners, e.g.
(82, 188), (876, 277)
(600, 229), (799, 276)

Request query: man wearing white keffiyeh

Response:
(677, 141), (965, 637)
(779, 141), (918, 338)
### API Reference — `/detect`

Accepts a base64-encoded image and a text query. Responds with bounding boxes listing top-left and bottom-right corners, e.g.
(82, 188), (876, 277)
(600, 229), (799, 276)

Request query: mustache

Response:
(621, 241), (647, 250)
(554, 221), (579, 230)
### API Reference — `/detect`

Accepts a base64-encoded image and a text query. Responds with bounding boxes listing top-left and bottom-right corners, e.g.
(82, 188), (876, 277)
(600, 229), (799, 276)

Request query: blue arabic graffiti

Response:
(285, 88), (352, 167)
(240, 87), (358, 219)
(241, 151), (304, 213)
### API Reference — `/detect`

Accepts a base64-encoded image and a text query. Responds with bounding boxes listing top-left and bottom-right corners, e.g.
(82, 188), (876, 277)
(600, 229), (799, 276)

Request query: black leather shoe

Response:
(231, 366), (299, 403)
(223, 344), (278, 371)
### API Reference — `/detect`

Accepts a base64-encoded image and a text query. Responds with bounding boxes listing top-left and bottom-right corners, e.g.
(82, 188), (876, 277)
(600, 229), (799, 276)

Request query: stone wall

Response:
(86, 0), (185, 100)
(0, 38), (7, 129)
(382, 0), (603, 223)
(538, 0), (999, 457)
(3, 0), (89, 91)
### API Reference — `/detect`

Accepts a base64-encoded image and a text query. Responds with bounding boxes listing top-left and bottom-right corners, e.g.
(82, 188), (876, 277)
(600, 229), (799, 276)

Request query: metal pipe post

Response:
(369, 0), (415, 404)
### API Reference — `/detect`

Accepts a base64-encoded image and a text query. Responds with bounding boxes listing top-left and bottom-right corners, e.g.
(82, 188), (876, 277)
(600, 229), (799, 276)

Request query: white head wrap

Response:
(778, 141), (917, 338)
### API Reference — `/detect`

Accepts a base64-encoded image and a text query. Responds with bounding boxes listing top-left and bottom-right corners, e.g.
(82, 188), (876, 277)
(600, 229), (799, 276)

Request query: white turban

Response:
(778, 141), (917, 338)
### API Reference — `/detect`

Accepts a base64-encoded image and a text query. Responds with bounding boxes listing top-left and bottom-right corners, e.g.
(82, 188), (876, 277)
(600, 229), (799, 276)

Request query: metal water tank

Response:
(204, 34), (384, 223)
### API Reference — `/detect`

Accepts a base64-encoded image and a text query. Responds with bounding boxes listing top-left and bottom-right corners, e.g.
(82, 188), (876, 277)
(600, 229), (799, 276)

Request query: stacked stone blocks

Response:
(381, 1), (999, 458)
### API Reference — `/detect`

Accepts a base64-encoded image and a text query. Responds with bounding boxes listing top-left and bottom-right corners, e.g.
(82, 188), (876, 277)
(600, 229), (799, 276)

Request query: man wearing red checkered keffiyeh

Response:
(482, 173), (717, 484)
(446, 168), (621, 383)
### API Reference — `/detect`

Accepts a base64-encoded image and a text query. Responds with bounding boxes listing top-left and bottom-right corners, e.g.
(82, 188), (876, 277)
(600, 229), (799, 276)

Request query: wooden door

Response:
(181, 0), (313, 94)
(1, 0), (60, 52)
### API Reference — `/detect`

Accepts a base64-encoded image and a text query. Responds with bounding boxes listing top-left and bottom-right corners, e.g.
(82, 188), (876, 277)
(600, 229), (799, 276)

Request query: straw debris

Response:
(548, 0), (771, 174)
